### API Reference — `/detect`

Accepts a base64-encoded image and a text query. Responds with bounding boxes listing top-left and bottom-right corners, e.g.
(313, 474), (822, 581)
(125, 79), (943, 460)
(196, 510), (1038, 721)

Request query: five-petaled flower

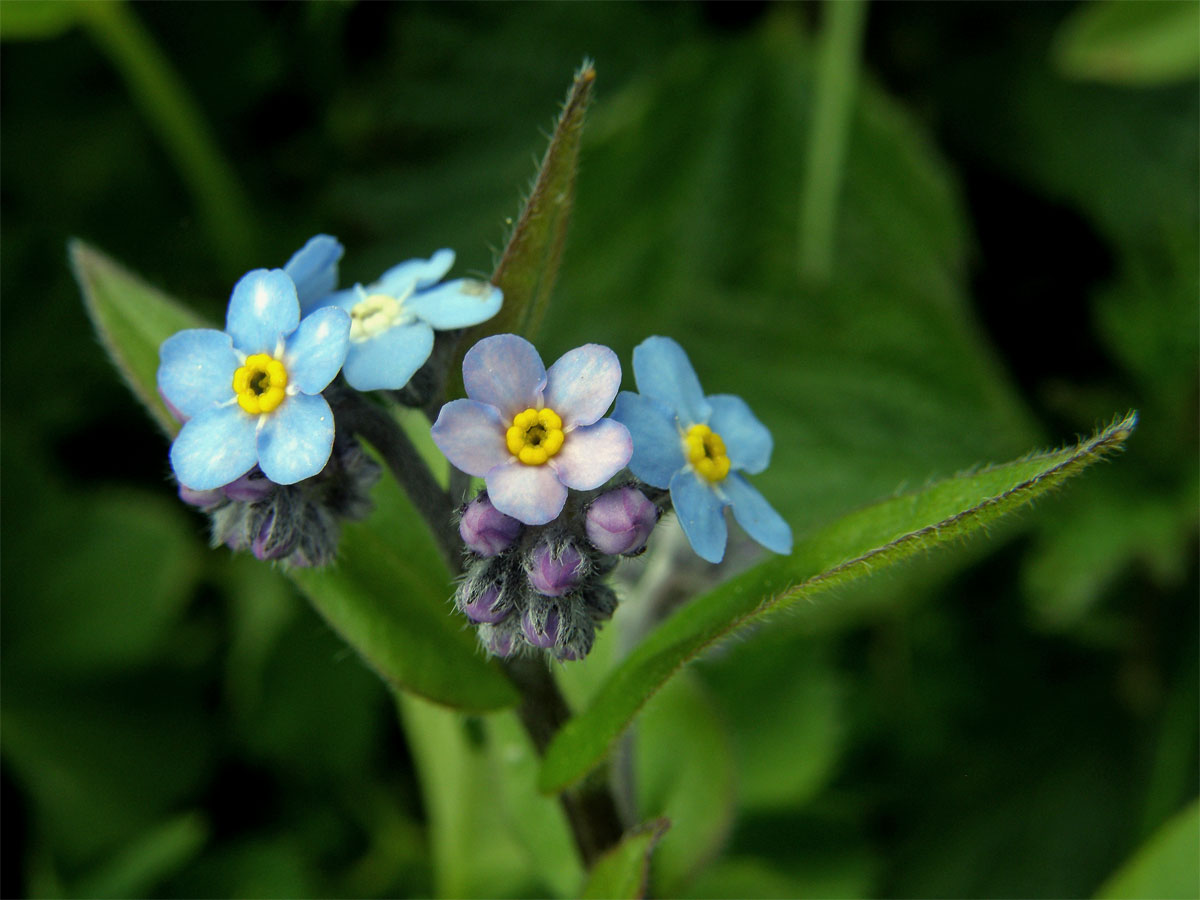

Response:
(158, 269), (351, 491)
(431, 334), (633, 526)
(289, 237), (503, 392)
(612, 335), (792, 563)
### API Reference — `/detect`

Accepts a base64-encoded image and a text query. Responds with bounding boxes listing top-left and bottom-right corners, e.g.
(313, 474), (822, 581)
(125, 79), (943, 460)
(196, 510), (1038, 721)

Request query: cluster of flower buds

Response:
(454, 485), (662, 660)
(178, 438), (380, 568)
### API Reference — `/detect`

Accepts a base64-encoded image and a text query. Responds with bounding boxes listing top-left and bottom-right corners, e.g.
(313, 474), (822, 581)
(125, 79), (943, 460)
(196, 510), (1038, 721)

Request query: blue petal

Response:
(721, 473), (792, 555)
(374, 249), (456, 297)
(405, 278), (502, 330)
(670, 469), (728, 564)
(462, 333), (546, 420)
(632, 336), (712, 426)
(342, 321), (435, 391)
(611, 391), (684, 489)
(285, 306), (351, 394)
(226, 269), (301, 355)
(707, 394), (772, 474)
(170, 403), (257, 490)
(257, 392), (335, 485)
(158, 328), (239, 419)
(284, 234), (344, 313)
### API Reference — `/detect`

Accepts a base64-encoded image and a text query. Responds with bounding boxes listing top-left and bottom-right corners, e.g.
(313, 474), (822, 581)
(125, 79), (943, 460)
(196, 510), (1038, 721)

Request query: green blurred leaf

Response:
(699, 631), (845, 812)
(0, 0), (84, 40)
(634, 674), (735, 896)
(1054, 0), (1200, 86)
(1097, 800), (1200, 899)
(539, 413), (1137, 792)
(74, 812), (208, 900)
(291, 470), (519, 712)
(580, 819), (670, 900)
(452, 60), (594, 381)
(70, 239), (207, 437)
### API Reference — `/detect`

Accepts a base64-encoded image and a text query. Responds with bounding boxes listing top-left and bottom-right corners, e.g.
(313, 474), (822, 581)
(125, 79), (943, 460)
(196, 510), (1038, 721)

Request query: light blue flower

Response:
(157, 269), (351, 491)
(612, 336), (792, 564)
(294, 243), (503, 392)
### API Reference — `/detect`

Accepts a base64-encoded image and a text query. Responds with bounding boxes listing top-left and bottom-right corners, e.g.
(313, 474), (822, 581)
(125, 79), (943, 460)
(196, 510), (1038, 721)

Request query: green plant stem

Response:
(336, 387), (627, 866)
(798, 0), (868, 283)
(78, 0), (257, 274)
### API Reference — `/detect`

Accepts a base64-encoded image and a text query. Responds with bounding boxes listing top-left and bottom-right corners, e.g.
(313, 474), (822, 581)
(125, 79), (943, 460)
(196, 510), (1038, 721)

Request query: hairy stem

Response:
(503, 656), (626, 867)
(335, 385), (627, 865)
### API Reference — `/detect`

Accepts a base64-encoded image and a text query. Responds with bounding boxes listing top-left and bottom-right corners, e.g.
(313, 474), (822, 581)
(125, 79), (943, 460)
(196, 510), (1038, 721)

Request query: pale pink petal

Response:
(431, 399), (510, 477)
(485, 461), (568, 526)
(549, 419), (632, 490)
(462, 334), (546, 420)
(543, 344), (622, 428)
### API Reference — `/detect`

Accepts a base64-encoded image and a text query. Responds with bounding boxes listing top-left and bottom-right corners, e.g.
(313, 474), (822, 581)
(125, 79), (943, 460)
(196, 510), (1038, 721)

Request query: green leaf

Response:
(0, 0), (84, 40)
(1054, 0), (1200, 87)
(539, 413), (1137, 793)
(452, 60), (593, 374)
(1096, 800), (1200, 900)
(580, 819), (671, 900)
(291, 470), (519, 712)
(634, 674), (735, 896)
(74, 812), (208, 899)
(70, 239), (207, 437)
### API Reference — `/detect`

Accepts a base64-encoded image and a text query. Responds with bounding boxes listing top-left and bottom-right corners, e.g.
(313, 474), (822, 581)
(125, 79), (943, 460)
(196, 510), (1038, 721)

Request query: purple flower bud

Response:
(526, 542), (586, 597)
(252, 510), (295, 561)
(481, 626), (516, 658)
(585, 487), (659, 556)
(459, 495), (523, 557)
(223, 469), (275, 503)
(522, 606), (560, 649)
(458, 582), (513, 624)
(179, 484), (224, 509)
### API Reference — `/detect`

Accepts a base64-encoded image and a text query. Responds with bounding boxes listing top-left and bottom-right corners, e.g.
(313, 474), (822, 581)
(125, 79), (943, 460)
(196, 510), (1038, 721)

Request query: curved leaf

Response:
(580, 819), (670, 900)
(1096, 799), (1199, 899)
(539, 413), (1138, 792)
(1054, 0), (1200, 87)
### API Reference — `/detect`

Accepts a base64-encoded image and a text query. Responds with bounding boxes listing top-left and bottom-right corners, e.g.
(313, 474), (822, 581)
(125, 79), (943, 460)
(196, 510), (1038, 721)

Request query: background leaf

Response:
(579, 819), (670, 900)
(1054, 0), (1200, 87)
(540, 413), (1137, 793)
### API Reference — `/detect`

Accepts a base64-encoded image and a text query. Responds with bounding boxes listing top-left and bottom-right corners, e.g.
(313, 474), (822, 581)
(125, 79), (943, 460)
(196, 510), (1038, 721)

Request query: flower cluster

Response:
(156, 233), (792, 661)
(158, 235), (502, 565)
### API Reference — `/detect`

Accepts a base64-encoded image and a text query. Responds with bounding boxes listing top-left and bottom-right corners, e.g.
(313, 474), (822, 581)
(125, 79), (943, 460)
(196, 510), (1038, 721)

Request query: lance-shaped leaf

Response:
(1053, 0), (1200, 87)
(71, 239), (206, 437)
(70, 241), (518, 711)
(539, 413), (1138, 793)
(580, 819), (671, 900)
(450, 60), (594, 388)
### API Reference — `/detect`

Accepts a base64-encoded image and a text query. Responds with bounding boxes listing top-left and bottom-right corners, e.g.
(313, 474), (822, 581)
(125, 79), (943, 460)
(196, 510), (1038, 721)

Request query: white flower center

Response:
(349, 291), (413, 342)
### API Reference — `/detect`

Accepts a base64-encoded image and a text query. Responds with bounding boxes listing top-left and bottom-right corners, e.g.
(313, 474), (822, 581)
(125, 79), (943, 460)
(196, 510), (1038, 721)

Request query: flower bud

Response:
(480, 624), (516, 658)
(521, 604), (561, 649)
(582, 585), (618, 623)
(526, 542), (587, 597)
(251, 508), (296, 561)
(457, 581), (513, 624)
(459, 494), (523, 557)
(179, 484), (224, 509)
(585, 486), (659, 556)
(222, 469), (275, 503)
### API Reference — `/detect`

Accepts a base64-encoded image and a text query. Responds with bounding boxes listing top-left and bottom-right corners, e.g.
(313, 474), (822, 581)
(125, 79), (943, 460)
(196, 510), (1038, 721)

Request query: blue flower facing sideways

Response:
(158, 269), (351, 491)
(612, 336), (792, 564)
(285, 235), (503, 392)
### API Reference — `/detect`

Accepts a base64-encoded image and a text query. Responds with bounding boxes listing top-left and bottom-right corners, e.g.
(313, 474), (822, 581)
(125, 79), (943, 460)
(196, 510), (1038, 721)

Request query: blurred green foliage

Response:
(2, 2), (1196, 898)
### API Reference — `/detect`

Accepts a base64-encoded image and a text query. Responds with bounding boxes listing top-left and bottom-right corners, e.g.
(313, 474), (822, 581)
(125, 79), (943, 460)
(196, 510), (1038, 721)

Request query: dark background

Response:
(2, 2), (1196, 897)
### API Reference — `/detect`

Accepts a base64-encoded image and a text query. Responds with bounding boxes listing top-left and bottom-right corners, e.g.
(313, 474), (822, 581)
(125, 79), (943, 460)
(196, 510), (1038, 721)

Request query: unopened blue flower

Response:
(612, 336), (792, 564)
(296, 244), (502, 392)
(157, 269), (351, 491)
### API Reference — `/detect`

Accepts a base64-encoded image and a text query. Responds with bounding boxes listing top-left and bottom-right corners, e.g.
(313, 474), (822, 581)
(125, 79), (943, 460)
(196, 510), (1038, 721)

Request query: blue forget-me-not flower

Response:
(287, 236), (503, 392)
(612, 335), (792, 564)
(157, 269), (351, 491)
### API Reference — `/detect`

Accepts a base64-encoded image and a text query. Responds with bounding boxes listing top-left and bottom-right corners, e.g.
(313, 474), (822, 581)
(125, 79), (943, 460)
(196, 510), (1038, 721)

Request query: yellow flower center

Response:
(506, 407), (565, 466)
(349, 292), (409, 342)
(233, 353), (288, 415)
(683, 423), (731, 483)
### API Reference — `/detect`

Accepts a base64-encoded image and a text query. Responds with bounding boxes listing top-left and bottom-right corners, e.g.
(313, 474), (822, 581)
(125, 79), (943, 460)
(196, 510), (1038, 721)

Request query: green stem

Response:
(78, 0), (258, 274)
(798, 0), (868, 283)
